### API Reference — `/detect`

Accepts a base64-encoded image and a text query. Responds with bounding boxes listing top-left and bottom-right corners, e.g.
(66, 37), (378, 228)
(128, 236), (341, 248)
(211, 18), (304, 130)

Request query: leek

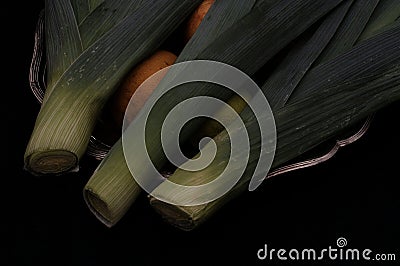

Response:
(24, 0), (203, 175)
(150, 24), (400, 230)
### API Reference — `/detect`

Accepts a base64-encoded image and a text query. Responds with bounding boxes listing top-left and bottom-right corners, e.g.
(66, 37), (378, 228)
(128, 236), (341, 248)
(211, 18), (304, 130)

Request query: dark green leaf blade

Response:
(358, 0), (400, 41)
(177, 0), (258, 62)
(263, 0), (353, 109)
(313, 0), (380, 64)
(70, 0), (90, 25)
(291, 24), (400, 100)
(197, 0), (345, 76)
(45, 0), (83, 99)
(79, 0), (144, 49)
(88, 0), (104, 11)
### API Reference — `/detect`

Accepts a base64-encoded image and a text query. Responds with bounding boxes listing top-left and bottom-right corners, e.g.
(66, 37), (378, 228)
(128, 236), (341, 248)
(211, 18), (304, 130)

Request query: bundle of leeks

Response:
(25, 0), (400, 229)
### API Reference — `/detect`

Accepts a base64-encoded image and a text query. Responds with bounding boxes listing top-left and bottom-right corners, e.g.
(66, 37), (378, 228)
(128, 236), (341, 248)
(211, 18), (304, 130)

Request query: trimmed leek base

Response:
(149, 199), (213, 231)
(83, 140), (141, 227)
(149, 186), (244, 231)
(26, 150), (78, 175)
(24, 90), (99, 175)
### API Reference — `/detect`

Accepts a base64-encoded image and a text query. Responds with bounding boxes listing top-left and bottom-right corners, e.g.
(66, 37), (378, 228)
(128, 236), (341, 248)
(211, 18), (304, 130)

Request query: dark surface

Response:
(5, 2), (400, 266)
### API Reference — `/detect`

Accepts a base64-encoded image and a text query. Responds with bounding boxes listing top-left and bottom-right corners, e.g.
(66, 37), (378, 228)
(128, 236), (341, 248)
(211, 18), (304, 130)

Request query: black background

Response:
(5, 1), (400, 265)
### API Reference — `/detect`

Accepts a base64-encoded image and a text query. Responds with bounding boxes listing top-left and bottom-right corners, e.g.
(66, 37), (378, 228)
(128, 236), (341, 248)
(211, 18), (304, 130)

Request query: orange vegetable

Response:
(184, 0), (215, 43)
(110, 50), (177, 128)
